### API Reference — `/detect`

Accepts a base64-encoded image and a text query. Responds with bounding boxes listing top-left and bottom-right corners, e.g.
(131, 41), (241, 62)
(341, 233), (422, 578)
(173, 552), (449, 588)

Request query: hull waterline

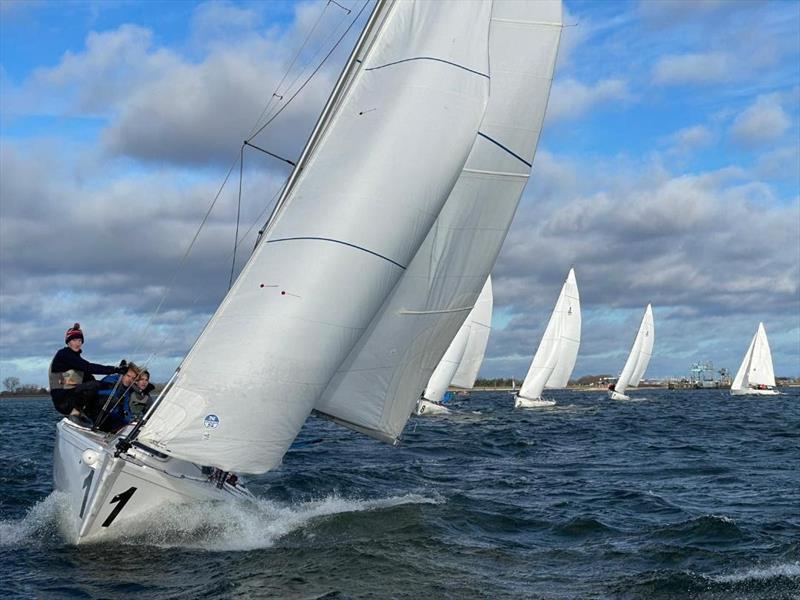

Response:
(514, 395), (556, 408)
(730, 388), (780, 396)
(415, 399), (450, 415)
(54, 418), (252, 544)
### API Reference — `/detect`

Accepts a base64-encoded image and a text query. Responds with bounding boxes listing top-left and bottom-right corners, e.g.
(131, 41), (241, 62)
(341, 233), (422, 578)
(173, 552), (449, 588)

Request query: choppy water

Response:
(1, 390), (798, 599)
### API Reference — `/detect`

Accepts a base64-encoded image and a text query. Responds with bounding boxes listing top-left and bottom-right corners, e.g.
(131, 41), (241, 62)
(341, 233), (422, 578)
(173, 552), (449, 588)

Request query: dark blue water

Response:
(2, 390), (799, 599)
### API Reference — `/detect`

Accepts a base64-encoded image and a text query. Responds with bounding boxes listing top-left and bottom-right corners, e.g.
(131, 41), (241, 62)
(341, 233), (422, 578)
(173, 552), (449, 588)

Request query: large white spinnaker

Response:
(516, 268), (580, 404)
(138, 0), (493, 473)
(316, 0), (563, 441)
(731, 323), (777, 395)
(450, 276), (493, 389)
(610, 304), (654, 399)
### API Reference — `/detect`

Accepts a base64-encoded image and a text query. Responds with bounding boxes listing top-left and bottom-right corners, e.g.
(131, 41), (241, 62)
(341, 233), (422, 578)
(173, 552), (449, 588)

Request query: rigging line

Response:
(229, 145), (245, 291)
(260, 0), (355, 126)
(247, 0), (370, 143)
(129, 1), (368, 378)
(130, 153), (241, 359)
(246, 1), (333, 140)
(244, 140), (296, 166)
(328, 0), (351, 14)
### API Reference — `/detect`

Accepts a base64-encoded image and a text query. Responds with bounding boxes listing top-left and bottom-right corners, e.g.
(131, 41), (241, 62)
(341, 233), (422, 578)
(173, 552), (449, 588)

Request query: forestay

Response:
(615, 304), (654, 395)
(450, 276), (493, 389)
(517, 268), (580, 400)
(316, 0), (563, 442)
(138, 0), (493, 473)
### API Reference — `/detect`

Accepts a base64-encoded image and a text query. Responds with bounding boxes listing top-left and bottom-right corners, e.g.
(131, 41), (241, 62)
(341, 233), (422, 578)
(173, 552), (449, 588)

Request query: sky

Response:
(1, 0), (798, 388)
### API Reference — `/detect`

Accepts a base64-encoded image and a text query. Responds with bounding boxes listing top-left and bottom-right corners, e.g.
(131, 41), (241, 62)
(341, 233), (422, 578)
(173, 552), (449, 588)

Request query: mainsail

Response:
(138, 0), (494, 473)
(517, 268), (580, 401)
(316, 0), (563, 441)
(731, 322), (776, 392)
(450, 276), (493, 389)
(614, 304), (654, 396)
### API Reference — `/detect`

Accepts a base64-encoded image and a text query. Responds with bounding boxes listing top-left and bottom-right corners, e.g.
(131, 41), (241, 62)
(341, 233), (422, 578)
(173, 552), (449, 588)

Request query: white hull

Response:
(514, 395), (556, 408)
(730, 387), (779, 396)
(54, 418), (251, 543)
(608, 390), (631, 401)
(415, 399), (450, 416)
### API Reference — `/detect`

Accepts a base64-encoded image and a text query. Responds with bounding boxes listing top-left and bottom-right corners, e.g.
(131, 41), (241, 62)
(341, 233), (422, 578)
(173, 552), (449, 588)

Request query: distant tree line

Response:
(2, 376), (48, 396)
(474, 375), (615, 388)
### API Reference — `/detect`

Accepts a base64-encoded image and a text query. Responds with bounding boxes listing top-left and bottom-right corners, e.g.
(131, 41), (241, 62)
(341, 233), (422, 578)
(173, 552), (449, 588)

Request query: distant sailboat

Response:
(608, 304), (654, 401)
(730, 323), (779, 396)
(451, 277), (493, 391)
(514, 268), (581, 408)
(417, 277), (493, 415)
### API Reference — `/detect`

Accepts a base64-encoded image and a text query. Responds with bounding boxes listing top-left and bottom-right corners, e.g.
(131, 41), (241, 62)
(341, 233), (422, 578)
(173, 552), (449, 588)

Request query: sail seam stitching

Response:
(268, 237), (406, 269)
(477, 132), (532, 167)
(365, 56), (489, 78)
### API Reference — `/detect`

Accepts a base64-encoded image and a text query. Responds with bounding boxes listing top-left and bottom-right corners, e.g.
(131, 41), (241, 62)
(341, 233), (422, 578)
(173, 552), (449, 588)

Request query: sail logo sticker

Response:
(203, 414), (220, 429)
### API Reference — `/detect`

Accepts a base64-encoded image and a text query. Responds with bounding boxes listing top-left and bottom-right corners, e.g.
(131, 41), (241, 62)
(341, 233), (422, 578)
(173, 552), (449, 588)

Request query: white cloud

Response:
(652, 52), (733, 86)
(546, 77), (632, 121)
(484, 152), (800, 379)
(756, 145), (800, 181)
(729, 94), (792, 148)
(664, 124), (714, 156)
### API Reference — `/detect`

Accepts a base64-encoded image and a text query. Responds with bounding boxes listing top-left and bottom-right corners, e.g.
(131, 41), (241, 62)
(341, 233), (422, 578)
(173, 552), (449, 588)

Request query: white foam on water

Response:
(0, 491), (75, 546)
(711, 561), (800, 583)
(87, 492), (442, 551)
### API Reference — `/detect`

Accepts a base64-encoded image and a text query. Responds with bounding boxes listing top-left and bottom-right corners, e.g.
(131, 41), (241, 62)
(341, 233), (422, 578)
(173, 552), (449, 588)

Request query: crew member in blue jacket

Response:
(49, 323), (125, 421)
(92, 363), (142, 432)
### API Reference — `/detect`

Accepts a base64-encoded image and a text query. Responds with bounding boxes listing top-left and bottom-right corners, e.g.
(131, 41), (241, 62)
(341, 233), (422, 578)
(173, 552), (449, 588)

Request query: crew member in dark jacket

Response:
(49, 323), (125, 419)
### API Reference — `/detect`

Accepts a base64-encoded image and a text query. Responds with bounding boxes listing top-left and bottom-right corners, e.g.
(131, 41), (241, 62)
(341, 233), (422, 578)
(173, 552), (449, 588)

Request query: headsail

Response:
(614, 304), (654, 395)
(450, 276), (493, 389)
(138, 0), (494, 473)
(315, 0), (563, 442)
(517, 268), (581, 400)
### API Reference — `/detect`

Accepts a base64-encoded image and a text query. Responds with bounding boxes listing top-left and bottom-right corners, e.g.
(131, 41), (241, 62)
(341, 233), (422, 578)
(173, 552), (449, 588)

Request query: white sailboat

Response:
(416, 276), (492, 415)
(730, 322), (779, 395)
(608, 304), (654, 401)
(514, 268), (581, 408)
(53, 0), (562, 542)
(451, 277), (494, 391)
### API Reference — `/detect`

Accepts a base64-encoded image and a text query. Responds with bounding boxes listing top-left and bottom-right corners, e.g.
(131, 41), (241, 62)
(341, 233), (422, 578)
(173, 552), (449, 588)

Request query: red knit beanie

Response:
(65, 323), (84, 344)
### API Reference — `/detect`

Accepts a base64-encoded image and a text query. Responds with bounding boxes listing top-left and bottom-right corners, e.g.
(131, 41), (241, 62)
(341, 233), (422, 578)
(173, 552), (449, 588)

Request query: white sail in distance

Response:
(451, 276), (493, 389)
(731, 322), (776, 393)
(517, 268), (581, 401)
(421, 324), (471, 405)
(613, 304), (654, 397)
(316, 0), (563, 441)
(139, 0), (494, 473)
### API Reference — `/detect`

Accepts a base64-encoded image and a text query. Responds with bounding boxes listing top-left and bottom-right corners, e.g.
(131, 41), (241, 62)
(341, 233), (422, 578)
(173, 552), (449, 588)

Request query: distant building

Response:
(688, 361), (730, 388)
